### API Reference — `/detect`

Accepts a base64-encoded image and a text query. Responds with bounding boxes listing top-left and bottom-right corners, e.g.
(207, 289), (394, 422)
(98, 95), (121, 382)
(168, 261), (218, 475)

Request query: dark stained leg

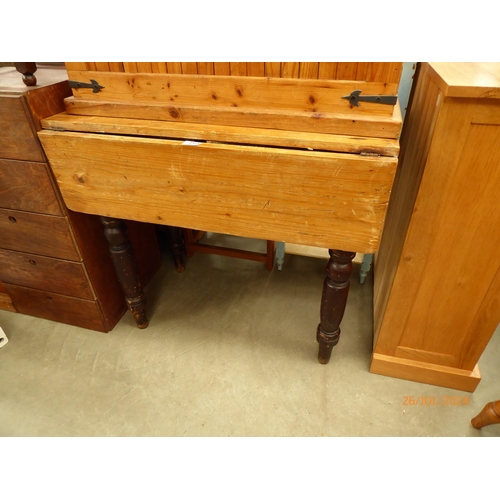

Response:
(14, 62), (37, 86)
(101, 216), (149, 328)
(167, 225), (185, 273)
(317, 249), (356, 364)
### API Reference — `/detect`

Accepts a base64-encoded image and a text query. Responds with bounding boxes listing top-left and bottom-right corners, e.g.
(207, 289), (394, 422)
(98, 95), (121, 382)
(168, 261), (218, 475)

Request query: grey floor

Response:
(0, 234), (499, 437)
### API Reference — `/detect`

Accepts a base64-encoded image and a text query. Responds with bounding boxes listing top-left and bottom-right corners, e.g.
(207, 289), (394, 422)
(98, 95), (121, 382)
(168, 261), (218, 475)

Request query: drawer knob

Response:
(8, 216), (17, 223)
(28, 259), (37, 266)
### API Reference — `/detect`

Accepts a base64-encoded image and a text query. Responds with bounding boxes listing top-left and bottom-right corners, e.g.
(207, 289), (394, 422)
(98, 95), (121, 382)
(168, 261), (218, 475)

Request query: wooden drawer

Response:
(0, 248), (94, 300)
(0, 158), (63, 215)
(0, 95), (45, 162)
(4, 283), (107, 332)
(0, 208), (80, 261)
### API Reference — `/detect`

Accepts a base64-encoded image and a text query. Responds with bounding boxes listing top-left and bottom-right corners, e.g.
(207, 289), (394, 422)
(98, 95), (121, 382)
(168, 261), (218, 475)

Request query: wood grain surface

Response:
(42, 112), (400, 157)
(0, 248), (94, 300)
(38, 130), (398, 253)
(0, 208), (80, 261)
(0, 158), (63, 215)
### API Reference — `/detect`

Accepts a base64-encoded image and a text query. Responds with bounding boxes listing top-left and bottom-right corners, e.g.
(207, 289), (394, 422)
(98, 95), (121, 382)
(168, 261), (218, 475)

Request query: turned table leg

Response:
(101, 216), (149, 328)
(471, 400), (500, 429)
(317, 249), (356, 364)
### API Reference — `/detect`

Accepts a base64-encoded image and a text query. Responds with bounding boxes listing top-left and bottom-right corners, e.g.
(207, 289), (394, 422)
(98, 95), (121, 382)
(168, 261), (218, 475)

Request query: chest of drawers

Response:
(0, 65), (161, 331)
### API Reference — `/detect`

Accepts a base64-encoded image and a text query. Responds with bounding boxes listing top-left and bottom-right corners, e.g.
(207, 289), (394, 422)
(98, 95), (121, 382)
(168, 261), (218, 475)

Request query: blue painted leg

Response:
(276, 242), (285, 270)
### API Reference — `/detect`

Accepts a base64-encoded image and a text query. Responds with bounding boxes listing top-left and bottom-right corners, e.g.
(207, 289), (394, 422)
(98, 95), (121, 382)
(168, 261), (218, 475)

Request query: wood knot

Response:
(169, 107), (180, 119)
(74, 173), (87, 184)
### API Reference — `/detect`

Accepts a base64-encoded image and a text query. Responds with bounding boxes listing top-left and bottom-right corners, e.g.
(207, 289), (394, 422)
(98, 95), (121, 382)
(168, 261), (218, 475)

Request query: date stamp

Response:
(403, 396), (469, 406)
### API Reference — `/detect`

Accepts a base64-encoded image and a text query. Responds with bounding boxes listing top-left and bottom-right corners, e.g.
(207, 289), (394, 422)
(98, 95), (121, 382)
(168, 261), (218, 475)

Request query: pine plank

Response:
(167, 62), (182, 74)
(299, 63), (319, 79)
(265, 63), (281, 77)
(42, 112), (400, 156)
(64, 97), (402, 138)
(281, 63), (299, 78)
(230, 62), (247, 76)
(336, 63), (358, 80)
(214, 63), (230, 75)
(181, 63), (198, 74)
(65, 71), (399, 116)
(151, 62), (168, 73)
(197, 62), (214, 75)
(318, 63), (337, 80)
(136, 62), (153, 73)
(247, 63), (265, 76)
(123, 62), (138, 72)
(65, 63), (88, 71)
(95, 63), (110, 72)
(109, 62), (125, 72)
(38, 130), (398, 254)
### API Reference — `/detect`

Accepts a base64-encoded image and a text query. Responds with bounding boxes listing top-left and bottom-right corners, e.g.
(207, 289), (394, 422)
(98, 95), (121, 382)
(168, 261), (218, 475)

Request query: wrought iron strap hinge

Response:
(68, 79), (104, 93)
(342, 90), (397, 107)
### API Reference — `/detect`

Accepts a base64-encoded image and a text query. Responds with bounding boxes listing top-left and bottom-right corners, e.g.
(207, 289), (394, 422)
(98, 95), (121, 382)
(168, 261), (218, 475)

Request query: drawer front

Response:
(0, 95), (45, 162)
(0, 248), (94, 300)
(0, 208), (80, 261)
(0, 158), (63, 215)
(39, 130), (398, 253)
(4, 283), (107, 332)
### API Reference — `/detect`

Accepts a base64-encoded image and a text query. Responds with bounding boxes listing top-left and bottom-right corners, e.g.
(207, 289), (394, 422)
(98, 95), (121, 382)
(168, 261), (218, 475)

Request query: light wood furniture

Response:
(38, 62), (402, 363)
(371, 63), (500, 391)
(471, 400), (500, 429)
(0, 65), (161, 331)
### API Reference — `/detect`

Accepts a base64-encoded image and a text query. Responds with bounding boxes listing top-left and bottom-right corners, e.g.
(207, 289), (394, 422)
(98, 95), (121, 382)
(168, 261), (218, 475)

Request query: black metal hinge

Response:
(342, 90), (397, 107)
(68, 79), (104, 93)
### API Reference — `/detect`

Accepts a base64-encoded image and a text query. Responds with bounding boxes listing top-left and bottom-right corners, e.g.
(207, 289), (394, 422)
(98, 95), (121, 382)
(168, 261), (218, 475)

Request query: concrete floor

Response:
(0, 235), (499, 437)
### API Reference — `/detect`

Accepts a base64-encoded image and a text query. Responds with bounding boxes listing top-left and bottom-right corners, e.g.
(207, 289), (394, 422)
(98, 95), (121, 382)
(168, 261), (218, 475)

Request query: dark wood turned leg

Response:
(316, 249), (356, 364)
(471, 400), (500, 429)
(167, 225), (185, 273)
(101, 216), (149, 328)
(14, 62), (37, 86)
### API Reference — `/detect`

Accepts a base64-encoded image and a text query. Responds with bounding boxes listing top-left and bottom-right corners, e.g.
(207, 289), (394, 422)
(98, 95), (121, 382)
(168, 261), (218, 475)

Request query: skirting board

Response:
(370, 353), (481, 392)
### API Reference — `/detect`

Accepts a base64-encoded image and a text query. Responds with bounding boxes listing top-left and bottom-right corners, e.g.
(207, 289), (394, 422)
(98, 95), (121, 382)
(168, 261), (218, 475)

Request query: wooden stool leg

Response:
(316, 249), (356, 364)
(471, 400), (500, 429)
(265, 240), (276, 271)
(101, 216), (149, 329)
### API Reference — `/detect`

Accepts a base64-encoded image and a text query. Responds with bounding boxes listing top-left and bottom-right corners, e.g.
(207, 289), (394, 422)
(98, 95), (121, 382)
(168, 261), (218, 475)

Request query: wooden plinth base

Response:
(370, 353), (481, 392)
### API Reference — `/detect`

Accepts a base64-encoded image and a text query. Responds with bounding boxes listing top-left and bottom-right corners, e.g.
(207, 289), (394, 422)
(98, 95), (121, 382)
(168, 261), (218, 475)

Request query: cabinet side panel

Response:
(373, 64), (441, 344)
(396, 122), (500, 365)
(374, 95), (477, 356)
(457, 265), (500, 369)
